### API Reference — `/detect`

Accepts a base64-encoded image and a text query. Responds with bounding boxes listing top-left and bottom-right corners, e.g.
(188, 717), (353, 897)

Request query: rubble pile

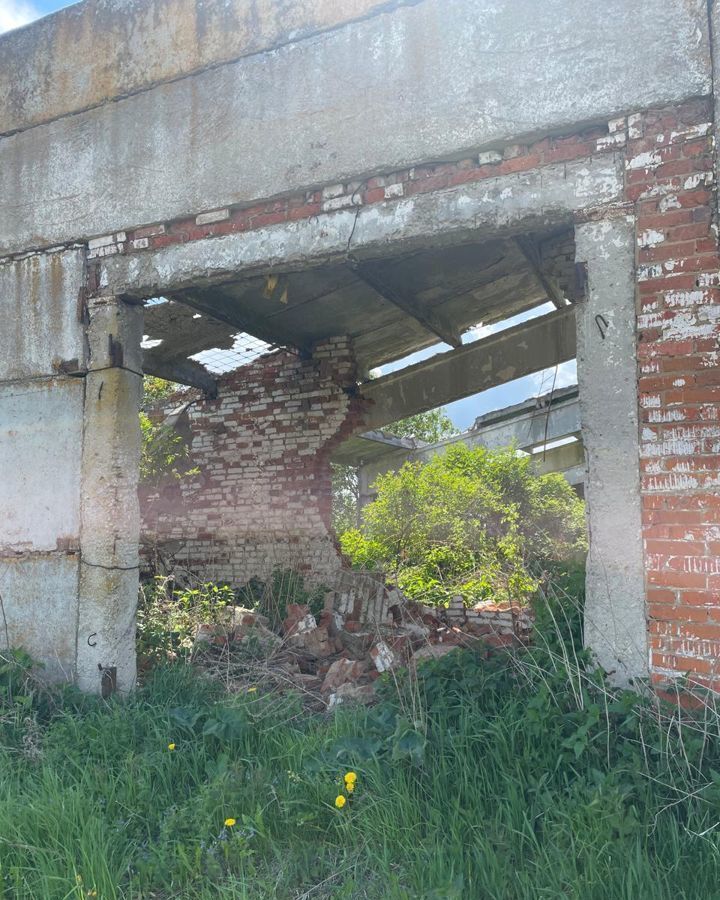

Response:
(195, 575), (535, 708)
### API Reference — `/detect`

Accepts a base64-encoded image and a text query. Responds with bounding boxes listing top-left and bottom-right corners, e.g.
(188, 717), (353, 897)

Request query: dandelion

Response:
(334, 795), (347, 809)
(346, 781), (355, 793)
(167, 742), (176, 751)
(224, 817), (237, 827)
(247, 686), (257, 693)
(344, 771), (357, 785)
(86, 891), (97, 898)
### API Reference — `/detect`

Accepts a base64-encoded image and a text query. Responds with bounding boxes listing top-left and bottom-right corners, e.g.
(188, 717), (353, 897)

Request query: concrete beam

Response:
(143, 353), (218, 397)
(359, 308), (576, 431)
(0, 0), (414, 137)
(575, 218), (647, 686)
(0, 0), (709, 255)
(351, 260), (462, 348)
(101, 156), (624, 299)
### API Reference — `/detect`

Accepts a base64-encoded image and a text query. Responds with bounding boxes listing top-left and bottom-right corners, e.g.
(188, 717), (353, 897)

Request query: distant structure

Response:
(333, 387), (583, 515)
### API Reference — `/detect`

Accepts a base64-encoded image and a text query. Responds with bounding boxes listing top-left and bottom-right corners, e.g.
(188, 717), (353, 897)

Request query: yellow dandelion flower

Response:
(224, 817), (237, 827)
(247, 686), (257, 693)
(87, 891), (97, 898)
(346, 781), (355, 793)
(344, 771), (357, 785)
(167, 742), (176, 751)
(334, 795), (347, 809)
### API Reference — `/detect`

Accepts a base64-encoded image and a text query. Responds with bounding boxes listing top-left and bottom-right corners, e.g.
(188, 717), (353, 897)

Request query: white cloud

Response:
(531, 359), (578, 395)
(0, 0), (40, 34)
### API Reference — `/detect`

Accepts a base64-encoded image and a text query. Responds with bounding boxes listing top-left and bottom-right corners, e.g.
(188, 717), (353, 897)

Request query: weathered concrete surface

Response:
(77, 297), (143, 693)
(0, 0), (418, 136)
(0, 0), (710, 255)
(0, 554), (80, 683)
(0, 378), (83, 552)
(101, 156), (624, 297)
(360, 308), (576, 430)
(0, 250), (85, 380)
(575, 219), (647, 685)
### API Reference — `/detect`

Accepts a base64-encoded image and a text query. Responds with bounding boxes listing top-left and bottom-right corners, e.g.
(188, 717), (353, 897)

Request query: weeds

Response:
(2, 582), (720, 898)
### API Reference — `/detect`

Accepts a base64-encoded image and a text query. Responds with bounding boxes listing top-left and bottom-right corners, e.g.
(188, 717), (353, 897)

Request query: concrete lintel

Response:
(100, 155), (624, 298)
(359, 308), (576, 431)
(575, 217), (647, 686)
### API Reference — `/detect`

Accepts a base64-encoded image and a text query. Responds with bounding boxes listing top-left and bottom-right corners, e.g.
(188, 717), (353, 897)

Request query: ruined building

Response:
(0, 0), (719, 694)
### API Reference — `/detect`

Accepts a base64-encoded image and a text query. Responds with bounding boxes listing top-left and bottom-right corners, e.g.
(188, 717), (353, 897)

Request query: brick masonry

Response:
(141, 337), (365, 587)
(628, 99), (720, 692)
(131, 98), (720, 692)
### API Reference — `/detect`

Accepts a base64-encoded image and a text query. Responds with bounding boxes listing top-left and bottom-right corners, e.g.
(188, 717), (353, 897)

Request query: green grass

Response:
(2, 640), (720, 899)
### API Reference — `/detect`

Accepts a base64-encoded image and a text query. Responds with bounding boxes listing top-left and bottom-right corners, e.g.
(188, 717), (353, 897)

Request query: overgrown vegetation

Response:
(340, 443), (586, 606)
(137, 569), (326, 664)
(139, 376), (196, 486)
(2, 591), (720, 898)
(331, 408), (458, 534)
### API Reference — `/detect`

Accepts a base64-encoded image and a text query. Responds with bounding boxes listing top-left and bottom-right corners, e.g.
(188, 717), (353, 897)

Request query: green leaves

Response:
(341, 442), (585, 607)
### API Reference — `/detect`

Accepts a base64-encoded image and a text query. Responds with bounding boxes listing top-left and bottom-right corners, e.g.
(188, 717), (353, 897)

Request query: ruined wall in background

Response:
(141, 338), (364, 588)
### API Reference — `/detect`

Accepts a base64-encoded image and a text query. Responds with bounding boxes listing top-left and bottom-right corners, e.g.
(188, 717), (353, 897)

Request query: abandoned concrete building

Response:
(1, 0), (719, 695)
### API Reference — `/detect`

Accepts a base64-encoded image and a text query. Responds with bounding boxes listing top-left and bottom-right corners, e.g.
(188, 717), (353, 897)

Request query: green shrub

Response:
(341, 443), (586, 606)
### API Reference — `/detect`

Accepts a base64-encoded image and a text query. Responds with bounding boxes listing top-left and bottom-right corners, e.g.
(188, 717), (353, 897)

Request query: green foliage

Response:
(331, 408), (458, 534)
(384, 407), (459, 443)
(341, 443), (586, 606)
(141, 375), (176, 409)
(137, 579), (236, 661)
(331, 463), (359, 535)
(139, 376), (197, 486)
(3, 617), (720, 898)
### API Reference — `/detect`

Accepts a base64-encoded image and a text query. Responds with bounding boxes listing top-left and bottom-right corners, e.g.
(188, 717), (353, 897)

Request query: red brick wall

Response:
(628, 99), (720, 692)
(142, 336), (364, 587)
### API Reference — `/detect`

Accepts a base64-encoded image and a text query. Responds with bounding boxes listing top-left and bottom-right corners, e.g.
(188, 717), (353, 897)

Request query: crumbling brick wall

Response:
(142, 336), (364, 587)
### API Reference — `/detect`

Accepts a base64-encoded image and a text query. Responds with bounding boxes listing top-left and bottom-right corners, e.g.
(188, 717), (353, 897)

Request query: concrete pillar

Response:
(77, 296), (143, 694)
(575, 218), (648, 685)
(0, 254), (142, 692)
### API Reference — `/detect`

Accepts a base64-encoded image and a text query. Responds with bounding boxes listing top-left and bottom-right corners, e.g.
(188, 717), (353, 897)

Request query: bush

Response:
(341, 444), (586, 606)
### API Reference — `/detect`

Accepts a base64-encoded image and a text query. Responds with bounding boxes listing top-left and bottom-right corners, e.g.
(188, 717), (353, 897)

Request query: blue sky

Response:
(0, 0), (70, 31)
(2, 0), (577, 432)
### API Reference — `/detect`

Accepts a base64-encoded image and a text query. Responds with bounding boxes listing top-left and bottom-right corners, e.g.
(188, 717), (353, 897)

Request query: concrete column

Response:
(0, 256), (142, 692)
(575, 218), (648, 685)
(77, 296), (143, 694)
